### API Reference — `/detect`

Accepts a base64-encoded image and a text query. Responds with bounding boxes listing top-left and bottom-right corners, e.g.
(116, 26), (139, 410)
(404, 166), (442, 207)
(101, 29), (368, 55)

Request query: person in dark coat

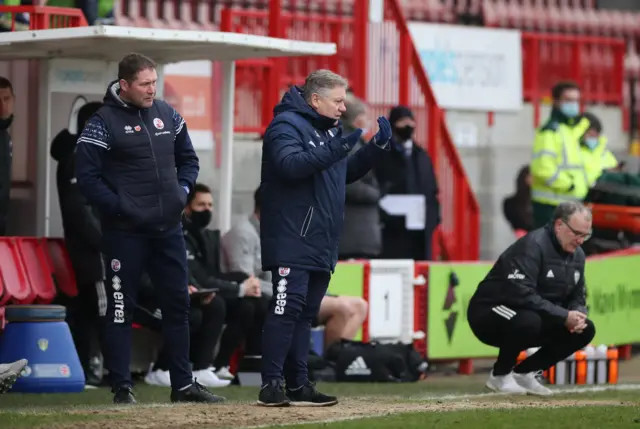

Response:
(0, 77), (14, 235)
(503, 165), (534, 235)
(338, 94), (382, 259)
(258, 70), (392, 407)
(374, 105), (441, 261)
(50, 100), (104, 386)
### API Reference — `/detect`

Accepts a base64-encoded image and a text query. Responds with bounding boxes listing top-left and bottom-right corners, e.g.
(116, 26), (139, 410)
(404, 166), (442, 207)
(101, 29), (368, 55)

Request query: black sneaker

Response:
(170, 381), (225, 403)
(286, 384), (338, 407)
(257, 380), (290, 407)
(113, 386), (136, 404)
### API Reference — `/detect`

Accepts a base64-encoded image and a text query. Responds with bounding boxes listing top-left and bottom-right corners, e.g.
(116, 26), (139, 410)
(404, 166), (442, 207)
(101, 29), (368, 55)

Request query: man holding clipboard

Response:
(375, 106), (441, 261)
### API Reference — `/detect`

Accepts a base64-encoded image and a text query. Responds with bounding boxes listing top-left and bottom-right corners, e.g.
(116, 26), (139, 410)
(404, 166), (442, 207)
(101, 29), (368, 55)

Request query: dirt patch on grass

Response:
(36, 397), (635, 429)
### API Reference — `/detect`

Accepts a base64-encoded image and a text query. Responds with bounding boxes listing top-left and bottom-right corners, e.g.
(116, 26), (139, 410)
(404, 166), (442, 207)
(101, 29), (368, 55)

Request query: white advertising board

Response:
(408, 22), (523, 112)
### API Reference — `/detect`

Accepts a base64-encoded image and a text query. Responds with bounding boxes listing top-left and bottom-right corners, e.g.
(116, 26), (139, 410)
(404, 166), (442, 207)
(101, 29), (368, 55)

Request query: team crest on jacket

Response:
(111, 259), (121, 272)
(574, 270), (580, 284)
(278, 267), (290, 277)
(153, 118), (164, 130)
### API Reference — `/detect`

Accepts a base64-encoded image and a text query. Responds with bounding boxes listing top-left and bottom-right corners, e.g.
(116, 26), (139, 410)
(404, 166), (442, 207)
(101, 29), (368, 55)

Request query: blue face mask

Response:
(560, 101), (580, 118)
(584, 137), (599, 150)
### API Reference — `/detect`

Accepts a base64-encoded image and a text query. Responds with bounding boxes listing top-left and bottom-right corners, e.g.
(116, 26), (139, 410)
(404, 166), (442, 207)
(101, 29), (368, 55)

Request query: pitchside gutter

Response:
(0, 25), (336, 236)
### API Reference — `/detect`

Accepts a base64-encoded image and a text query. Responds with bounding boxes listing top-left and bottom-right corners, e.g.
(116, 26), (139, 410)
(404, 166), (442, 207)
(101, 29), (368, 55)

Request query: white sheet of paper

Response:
(379, 194), (426, 230)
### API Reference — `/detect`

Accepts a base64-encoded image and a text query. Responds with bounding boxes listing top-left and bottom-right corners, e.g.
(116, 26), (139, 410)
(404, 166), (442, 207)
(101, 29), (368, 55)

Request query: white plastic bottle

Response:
(584, 345), (596, 385)
(595, 344), (609, 384)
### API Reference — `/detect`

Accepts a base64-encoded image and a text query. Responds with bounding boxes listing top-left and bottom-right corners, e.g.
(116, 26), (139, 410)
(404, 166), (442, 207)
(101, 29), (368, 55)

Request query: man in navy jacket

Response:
(257, 70), (392, 407)
(75, 53), (222, 405)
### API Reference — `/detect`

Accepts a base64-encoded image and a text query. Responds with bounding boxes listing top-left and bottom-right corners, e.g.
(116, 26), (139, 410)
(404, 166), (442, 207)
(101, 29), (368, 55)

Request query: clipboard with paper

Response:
(378, 194), (426, 230)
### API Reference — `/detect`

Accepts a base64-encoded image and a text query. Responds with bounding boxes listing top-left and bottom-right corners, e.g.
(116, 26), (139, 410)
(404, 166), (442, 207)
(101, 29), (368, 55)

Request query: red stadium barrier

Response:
(522, 32), (625, 126)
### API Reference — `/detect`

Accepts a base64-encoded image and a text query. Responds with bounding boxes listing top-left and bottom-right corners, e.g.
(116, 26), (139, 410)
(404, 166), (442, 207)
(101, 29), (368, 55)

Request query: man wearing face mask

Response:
(258, 70), (392, 407)
(0, 77), (14, 236)
(579, 112), (618, 188)
(531, 81), (592, 228)
(374, 106), (441, 261)
(181, 183), (265, 383)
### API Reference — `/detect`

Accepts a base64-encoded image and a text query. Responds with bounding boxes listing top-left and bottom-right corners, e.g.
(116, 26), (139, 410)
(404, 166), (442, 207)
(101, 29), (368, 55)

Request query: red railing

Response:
(219, 1), (367, 134)
(373, 0), (480, 260)
(222, 0), (480, 260)
(522, 32), (625, 126)
(0, 5), (88, 29)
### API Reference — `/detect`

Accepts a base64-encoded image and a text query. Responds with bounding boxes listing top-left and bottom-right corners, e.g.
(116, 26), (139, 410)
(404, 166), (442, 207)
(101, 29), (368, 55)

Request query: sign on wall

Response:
(408, 23), (523, 112)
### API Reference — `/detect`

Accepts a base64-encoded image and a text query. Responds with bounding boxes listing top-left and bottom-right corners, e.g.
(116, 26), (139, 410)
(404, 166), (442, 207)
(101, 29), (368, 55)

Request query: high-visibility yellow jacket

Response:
(531, 112), (592, 206)
(582, 136), (618, 188)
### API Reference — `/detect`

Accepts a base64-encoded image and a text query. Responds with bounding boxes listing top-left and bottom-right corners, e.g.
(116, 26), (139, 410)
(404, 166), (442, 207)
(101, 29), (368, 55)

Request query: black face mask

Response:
(0, 114), (13, 131)
(394, 125), (414, 142)
(190, 209), (212, 229)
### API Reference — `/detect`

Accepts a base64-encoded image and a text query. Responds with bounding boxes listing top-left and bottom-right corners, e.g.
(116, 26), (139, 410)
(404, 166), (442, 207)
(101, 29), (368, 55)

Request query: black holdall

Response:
(325, 339), (428, 383)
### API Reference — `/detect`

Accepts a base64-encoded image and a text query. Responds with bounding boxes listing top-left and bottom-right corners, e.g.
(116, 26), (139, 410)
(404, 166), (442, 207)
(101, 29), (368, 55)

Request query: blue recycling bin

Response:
(0, 305), (85, 393)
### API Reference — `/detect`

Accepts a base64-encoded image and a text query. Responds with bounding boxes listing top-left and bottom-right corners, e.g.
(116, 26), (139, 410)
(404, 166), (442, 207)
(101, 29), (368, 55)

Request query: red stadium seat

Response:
(506, 0), (523, 29)
(44, 238), (78, 299)
(15, 238), (57, 304)
(0, 238), (35, 305)
(530, 0), (549, 32)
(0, 270), (7, 307)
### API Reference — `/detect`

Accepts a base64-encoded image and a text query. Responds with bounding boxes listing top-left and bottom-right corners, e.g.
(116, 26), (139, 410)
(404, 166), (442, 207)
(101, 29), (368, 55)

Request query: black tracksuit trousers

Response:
(467, 300), (596, 376)
(98, 225), (192, 391)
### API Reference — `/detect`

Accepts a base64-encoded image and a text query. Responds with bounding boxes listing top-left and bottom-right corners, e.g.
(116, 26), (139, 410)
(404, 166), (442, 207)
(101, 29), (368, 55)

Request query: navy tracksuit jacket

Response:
(259, 86), (386, 387)
(75, 80), (199, 391)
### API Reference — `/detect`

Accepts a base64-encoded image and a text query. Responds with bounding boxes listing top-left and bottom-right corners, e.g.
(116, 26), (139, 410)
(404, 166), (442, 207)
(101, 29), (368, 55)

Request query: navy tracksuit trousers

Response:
(98, 225), (192, 391)
(261, 267), (330, 388)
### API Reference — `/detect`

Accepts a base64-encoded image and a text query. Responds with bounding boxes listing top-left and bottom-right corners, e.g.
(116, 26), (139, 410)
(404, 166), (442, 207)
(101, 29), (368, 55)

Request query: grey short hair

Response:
(553, 201), (592, 223)
(303, 69), (348, 103)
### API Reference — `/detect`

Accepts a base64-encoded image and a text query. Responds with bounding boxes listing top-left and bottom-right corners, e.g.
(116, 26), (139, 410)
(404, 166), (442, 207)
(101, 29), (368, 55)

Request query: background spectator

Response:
(375, 105), (441, 261)
(0, 77), (13, 236)
(50, 100), (103, 386)
(338, 94), (382, 260)
(503, 165), (534, 236)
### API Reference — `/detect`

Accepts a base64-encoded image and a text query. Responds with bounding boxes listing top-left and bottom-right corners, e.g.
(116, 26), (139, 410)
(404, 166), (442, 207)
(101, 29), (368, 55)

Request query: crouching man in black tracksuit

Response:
(467, 201), (596, 396)
(76, 53), (222, 405)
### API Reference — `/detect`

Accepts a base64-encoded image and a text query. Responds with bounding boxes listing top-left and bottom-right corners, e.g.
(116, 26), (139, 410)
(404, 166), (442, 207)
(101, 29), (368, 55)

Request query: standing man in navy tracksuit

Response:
(75, 53), (223, 405)
(258, 70), (392, 407)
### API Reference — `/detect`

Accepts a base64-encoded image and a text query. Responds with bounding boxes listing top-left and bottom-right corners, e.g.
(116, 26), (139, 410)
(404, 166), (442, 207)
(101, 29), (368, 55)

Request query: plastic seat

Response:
(482, 0), (500, 27)
(530, 0), (548, 32)
(506, 0), (523, 28)
(0, 238), (34, 305)
(44, 238), (78, 299)
(15, 238), (56, 304)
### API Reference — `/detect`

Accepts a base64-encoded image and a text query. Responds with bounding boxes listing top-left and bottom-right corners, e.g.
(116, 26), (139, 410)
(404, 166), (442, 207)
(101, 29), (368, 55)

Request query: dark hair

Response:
(118, 53), (157, 83)
(552, 201), (591, 224)
(0, 77), (14, 95)
(581, 111), (602, 134)
(254, 186), (263, 212)
(187, 182), (212, 205)
(551, 81), (580, 101)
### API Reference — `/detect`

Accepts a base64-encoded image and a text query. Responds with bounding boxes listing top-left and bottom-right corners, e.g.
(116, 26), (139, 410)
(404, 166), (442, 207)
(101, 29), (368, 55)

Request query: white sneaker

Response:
(485, 371), (528, 394)
(512, 371), (553, 396)
(144, 369), (171, 387)
(215, 366), (235, 381)
(193, 369), (231, 388)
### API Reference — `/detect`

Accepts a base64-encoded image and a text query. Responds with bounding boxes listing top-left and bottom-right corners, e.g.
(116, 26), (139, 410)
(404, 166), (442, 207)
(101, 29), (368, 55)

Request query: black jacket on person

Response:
(183, 217), (249, 300)
(75, 80), (199, 233)
(470, 224), (587, 322)
(0, 116), (12, 235)
(374, 140), (440, 260)
(50, 105), (104, 286)
(338, 138), (382, 258)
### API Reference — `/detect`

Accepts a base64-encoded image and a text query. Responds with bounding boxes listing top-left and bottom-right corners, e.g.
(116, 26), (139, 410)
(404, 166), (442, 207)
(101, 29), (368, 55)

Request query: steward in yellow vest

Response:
(580, 112), (618, 188)
(531, 82), (592, 228)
